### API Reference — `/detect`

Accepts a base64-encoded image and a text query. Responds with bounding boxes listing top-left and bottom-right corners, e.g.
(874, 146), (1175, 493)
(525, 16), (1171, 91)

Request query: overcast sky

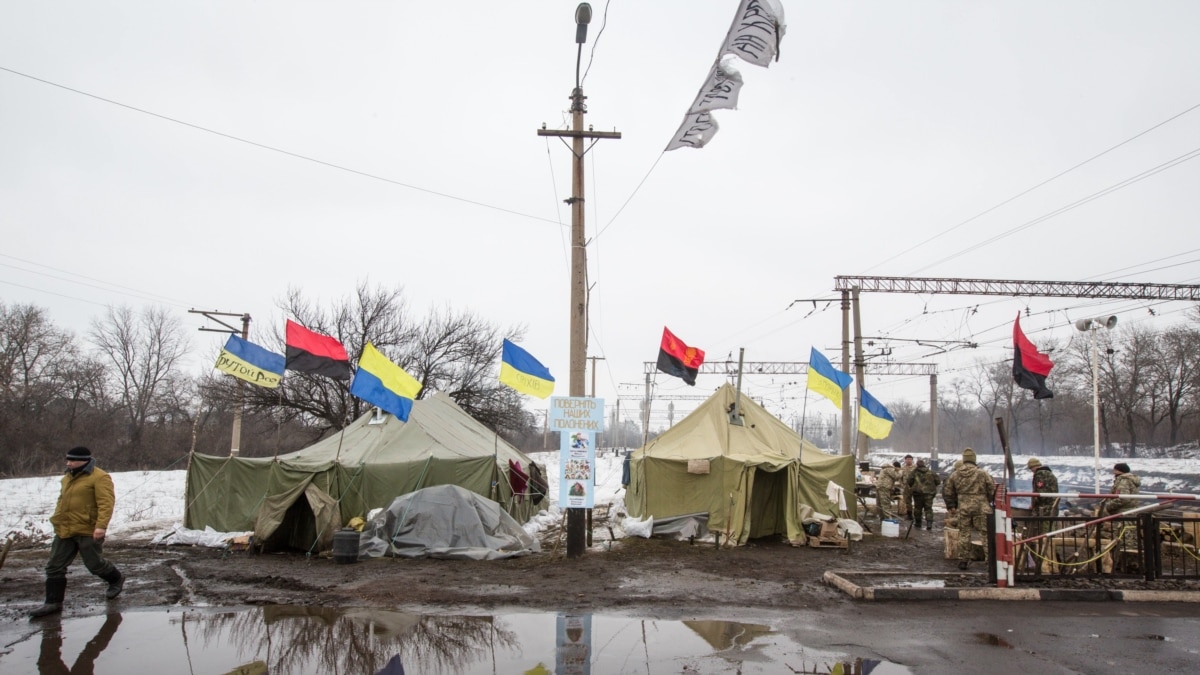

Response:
(3, 1), (1199, 430)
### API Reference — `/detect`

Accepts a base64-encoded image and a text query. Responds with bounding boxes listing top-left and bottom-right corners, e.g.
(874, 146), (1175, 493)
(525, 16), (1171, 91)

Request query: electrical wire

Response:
(0, 65), (562, 228)
(866, 102), (1200, 272)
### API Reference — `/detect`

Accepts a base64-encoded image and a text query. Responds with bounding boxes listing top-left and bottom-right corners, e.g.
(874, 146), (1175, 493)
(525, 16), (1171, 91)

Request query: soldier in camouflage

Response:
(906, 459), (940, 530)
(899, 454), (916, 519)
(943, 460), (963, 530)
(874, 461), (902, 519)
(1026, 457), (1059, 537)
(1101, 463), (1140, 515)
(942, 448), (995, 570)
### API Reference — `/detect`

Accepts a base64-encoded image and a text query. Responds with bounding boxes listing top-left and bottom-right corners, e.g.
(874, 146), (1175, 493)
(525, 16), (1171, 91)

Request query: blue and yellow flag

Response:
(214, 335), (285, 388)
(499, 339), (555, 399)
(806, 347), (852, 404)
(858, 388), (895, 440)
(350, 342), (422, 421)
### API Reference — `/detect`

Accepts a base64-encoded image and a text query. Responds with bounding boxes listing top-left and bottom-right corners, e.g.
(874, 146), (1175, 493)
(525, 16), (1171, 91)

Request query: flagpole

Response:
(799, 388), (809, 445)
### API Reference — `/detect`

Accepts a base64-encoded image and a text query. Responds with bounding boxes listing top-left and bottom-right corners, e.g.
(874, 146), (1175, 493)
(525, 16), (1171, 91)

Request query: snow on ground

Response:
(4, 448), (1195, 545)
(870, 451), (1200, 495)
(0, 449), (632, 546)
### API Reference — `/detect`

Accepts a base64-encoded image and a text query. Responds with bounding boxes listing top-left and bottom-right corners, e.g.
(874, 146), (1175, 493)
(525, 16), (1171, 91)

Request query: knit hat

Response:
(66, 446), (92, 461)
(1114, 462), (1130, 474)
(916, 459), (926, 468)
(1026, 457), (1042, 470)
(892, 461), (901, 468)
(954, 460), (963, 470)
(962, 448), (977, 464)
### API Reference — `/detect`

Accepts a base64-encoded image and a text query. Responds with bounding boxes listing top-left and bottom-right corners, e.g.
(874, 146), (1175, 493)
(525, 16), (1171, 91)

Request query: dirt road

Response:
(1, 526), (964, 620)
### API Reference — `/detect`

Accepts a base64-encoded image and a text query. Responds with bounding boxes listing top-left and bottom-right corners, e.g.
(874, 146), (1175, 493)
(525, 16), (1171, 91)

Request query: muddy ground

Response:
(2, 520), (1195, 622)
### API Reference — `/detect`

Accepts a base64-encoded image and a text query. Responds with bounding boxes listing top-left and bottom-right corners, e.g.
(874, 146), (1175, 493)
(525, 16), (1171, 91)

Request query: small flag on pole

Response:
(656, 327), (705, 386)
(350, 342), (422, 421)
(285, 320), (351, 380)
(214, 335), (285, 389)
(858, 388), (894, 440)
(499, 339), (555, 399)
(806, 347), (852, 405)
(1012, 314), (1054, 399)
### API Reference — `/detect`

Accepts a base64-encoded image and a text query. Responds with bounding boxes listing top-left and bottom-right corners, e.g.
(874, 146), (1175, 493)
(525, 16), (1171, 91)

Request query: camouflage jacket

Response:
(1102, 473), (1141, 514)
(1031, 466), (1058, 508)
(875, 467), (901, 493)
(899, 464), (916, 492)
(942, 463), (995, 515)
(906, 466), (940, 495)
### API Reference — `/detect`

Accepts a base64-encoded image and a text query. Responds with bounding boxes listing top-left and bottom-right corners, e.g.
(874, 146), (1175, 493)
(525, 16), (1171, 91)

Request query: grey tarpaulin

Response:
(360, 484), (540, 560)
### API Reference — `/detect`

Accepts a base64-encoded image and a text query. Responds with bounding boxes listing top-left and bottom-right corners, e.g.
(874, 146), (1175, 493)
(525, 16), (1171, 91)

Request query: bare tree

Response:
(1100, 325), (1155, 457)
(1153, 324), (1200, 446)
(89, 305), (190, 462)
(216, 282), (533, 441)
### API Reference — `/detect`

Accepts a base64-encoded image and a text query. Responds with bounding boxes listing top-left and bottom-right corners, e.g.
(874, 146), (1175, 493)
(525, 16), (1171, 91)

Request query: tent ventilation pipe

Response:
(729, 348), (746, 426)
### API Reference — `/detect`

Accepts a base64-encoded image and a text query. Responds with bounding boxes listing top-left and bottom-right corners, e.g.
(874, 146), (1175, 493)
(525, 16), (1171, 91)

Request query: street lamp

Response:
(1075, 315), (1117, 492)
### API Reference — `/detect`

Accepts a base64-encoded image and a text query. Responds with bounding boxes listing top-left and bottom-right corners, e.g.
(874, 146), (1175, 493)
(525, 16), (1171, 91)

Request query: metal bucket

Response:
(332, 528), (361, 564)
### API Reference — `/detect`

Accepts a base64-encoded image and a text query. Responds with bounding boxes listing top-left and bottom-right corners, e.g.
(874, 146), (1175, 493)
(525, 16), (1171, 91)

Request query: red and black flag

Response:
(1012, 314), (1054, 399)
(656, 326), (705, 386)
(285, 319), (352, 380)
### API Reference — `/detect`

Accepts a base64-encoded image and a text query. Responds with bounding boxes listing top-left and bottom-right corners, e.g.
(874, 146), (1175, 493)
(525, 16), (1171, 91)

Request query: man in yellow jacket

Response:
(29, 446), (125, 618)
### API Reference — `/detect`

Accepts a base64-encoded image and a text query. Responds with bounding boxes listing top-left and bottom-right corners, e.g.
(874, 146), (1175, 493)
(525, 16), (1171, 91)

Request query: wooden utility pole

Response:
(188, 309), (251, 456)
(840, 289), (852, 456)
(537, 4), (621, 559)
(851, 287), (868, 461)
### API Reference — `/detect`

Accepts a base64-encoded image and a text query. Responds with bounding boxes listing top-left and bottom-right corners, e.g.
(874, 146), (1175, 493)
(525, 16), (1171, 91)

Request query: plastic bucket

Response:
(332, 528), (361, 564)
(881, 519), (900, 538)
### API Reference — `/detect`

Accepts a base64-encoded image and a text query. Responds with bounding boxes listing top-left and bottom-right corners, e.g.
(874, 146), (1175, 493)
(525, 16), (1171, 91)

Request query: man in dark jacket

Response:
(29, 446), (125, 618)
(906, 459), (940, 530)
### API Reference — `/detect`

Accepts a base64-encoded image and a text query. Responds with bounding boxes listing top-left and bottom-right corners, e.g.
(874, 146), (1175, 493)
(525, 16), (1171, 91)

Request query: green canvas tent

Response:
(626, 383), (855, 546)
(184, 392), (542, 553)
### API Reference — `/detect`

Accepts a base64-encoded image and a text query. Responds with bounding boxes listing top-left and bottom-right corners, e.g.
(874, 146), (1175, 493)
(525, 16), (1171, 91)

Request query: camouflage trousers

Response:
(876, 490), (897, 519)
(912, 494), (935, 525)
(957, 512), (988, 562)
(1028, 499), (1059, 537)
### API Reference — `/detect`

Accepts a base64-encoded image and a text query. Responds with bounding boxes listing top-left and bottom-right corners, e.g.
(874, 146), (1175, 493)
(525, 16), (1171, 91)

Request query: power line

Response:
(911, 146), (1200, 273)
(866, 101), (1200, 272)
(0, 65), (561, 228)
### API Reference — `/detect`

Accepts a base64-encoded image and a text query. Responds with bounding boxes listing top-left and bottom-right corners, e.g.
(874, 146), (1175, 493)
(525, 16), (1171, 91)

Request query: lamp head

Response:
(575, 3), (593, 44)
(1075, 315), (1118, 332)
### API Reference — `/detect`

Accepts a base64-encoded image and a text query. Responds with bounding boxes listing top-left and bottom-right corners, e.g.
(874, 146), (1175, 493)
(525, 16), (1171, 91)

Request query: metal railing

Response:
(997, 491), (1200, 586)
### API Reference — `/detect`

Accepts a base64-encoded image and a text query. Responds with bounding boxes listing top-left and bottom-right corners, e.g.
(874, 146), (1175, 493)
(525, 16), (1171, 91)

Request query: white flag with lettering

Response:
(665, 112), (720, 151)
(720, 0), (786, 68)
(687, 57), (744, 114)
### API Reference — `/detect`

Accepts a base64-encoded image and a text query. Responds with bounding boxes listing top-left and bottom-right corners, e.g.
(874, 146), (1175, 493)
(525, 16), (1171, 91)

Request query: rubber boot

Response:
(102, 568), (124, 600)
(29, 578), (67, 618)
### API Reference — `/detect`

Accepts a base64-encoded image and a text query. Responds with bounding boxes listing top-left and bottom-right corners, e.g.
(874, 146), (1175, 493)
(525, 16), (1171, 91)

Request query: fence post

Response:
(1139, 513), (1158, 582)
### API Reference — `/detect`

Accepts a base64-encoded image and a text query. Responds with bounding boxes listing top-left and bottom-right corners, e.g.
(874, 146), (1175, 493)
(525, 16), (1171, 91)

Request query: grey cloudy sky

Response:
(3, 1), (1199, 430)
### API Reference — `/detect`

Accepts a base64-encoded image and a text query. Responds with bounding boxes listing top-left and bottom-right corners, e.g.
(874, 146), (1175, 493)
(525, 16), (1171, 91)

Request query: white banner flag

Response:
(665, 112), (720, 151)
(687, 57), (744, 113)
(719, 0), (786, 68)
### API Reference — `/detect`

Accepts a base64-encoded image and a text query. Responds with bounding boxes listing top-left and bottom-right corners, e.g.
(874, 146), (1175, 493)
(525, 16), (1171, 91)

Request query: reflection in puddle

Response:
(875, 580), (946, 589)
(4, 608), (912, 674)
(975, 632), (1015, 648)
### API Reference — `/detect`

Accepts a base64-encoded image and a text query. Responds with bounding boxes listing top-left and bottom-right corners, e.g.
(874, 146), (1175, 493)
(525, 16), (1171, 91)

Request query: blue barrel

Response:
(332, 528), (360, 564)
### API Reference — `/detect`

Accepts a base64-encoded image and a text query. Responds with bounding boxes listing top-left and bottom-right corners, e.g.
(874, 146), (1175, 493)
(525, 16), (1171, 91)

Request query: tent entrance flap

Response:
(748, 466), (789, 539)
(255, 481), (341, 553)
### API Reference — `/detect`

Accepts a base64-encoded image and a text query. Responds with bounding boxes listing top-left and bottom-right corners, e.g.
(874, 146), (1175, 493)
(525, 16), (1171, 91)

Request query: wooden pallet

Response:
(807, 535), (849, 549)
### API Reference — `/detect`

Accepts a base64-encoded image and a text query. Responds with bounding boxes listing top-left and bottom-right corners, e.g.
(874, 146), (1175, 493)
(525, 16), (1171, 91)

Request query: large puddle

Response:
(2, 607), (911, 674)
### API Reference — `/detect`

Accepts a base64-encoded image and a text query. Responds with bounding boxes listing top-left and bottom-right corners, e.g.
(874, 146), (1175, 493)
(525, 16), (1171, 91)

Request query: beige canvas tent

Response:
(184, 393), (544, 553)
(626, 383), (855, 546)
